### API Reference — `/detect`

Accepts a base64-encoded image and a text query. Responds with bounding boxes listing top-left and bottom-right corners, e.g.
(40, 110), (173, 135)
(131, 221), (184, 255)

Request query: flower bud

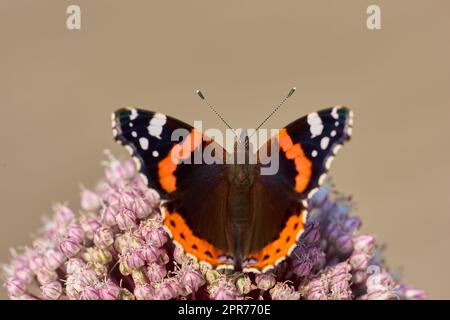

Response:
(119, 192), (136, 209)
(132, 197), (152, 219)
(14, 266), (33, 284)
(44, 248), (66, 270)
(40, 281), (62, 300)
(403, 288), (426, 300)
(59, 237), (82, 258)
(181, 266), (205, 294)
(81, 189), (102, 211)
(209, 281), (238, 300)
(353, 235), (375, 254)
(335, 234), (353, 255)
(67, 225), (85, 243)
(53, 204), (75, 225)
(98, 280), (121, 300)
(301, 223), (321, 245)
(154, 278), (180, 300)
(100, 206), (118, 226)
(93, 227), (114, 249)
(124, 249), (145, 270)
(270, 282), (301, 300)
(146, 263), (167, 283)
(134, 283), (154, 300)
(141, 245), (163, 264)
(205, 270), (220, 284)
(28, 253), (44, 272)
(105, 156), (136, 185)
(65, 258), (86, 274)
(36, 268), (58, 284)
(143, 227), (168, 248)
(255, 273), (276, 291)
(91, 262), (108, 278)
(3, 277), (26, 297)
(116, 208), (137, 231)
(343, 216), (361, 232)
(143, 188), (160, 207)
(83, 247), (112, 265)
(78, 268), (99, 286)
(365, 288), (399, 300)
(79, 286), (100, 300)
(235, 274), (253, 295)
(349, 252), (369, 271)
(80, 216), (101, 239)
(119, 258), (132, 276)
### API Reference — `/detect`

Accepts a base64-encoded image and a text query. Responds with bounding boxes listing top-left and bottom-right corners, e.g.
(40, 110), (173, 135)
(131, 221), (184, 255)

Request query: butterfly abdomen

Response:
(227, 164), (258, 270)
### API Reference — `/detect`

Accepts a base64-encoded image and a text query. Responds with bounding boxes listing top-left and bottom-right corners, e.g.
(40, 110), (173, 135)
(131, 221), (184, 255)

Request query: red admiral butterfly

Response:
(112, 95), (353, 273)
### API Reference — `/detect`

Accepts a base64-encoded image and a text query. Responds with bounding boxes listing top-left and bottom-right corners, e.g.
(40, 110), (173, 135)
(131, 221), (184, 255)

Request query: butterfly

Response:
(112, 104), (353, 273)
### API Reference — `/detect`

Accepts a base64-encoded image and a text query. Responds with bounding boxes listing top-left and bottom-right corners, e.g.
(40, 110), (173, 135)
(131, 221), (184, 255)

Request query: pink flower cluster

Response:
(1, 152), (425, 300)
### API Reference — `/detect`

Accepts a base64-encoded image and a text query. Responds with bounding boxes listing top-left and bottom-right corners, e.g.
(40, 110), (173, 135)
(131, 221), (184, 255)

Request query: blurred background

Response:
(1, 0), (449, 298)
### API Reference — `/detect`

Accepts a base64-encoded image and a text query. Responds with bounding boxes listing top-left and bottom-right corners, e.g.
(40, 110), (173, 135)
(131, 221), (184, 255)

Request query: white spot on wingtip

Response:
(332, 144), (342, 155)
(307, 112), (324, 138)
(311, 150), (318, 157)
(320, 137), (330, 150)
(139, 137), (149, 150)
(129, 108), (138, 120)
(318, 173), (327, 185)
(347, 127), (353, 136)
(148, 113), (167, 140)
(331, 130), (336, 137)
(331, 107), (339, 119)
(139, 172), (148, 185)
(125, 145), (134, 155)
(325, 156), (335, 169)
(132, 157), (142, 171)
(131, 131), (137, 138)
(152, 150), (159, 157)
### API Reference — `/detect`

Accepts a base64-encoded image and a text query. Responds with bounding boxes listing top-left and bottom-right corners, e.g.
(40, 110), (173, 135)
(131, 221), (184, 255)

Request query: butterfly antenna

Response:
(196, 89), (243, 146)
(254, 87), (296, 131)
(196, 90), (235, 131)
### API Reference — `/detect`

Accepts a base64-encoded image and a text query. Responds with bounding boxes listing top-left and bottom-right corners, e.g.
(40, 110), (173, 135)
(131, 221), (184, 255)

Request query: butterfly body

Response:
(112, 106), (353, 272)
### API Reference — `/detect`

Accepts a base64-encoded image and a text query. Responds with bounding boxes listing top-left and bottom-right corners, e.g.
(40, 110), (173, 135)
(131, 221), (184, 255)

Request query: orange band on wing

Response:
(158, 129), (203, 192)
(163, 210), (227, 266)
(245, 210), (305, 271)
(278, 129), (312, 193)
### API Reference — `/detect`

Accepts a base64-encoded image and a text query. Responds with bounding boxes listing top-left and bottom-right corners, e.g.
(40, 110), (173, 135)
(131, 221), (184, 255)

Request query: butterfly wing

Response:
(112, 108), (233, 268)
(243, 106), (353, 272)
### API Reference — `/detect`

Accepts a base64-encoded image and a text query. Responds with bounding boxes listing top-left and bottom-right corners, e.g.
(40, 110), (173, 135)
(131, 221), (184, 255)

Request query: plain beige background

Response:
(1, 0), (449, 299)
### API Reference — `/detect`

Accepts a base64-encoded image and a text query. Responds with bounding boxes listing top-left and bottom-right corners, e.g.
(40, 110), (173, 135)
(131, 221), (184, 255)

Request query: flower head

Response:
(1, 153), (425, 300)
